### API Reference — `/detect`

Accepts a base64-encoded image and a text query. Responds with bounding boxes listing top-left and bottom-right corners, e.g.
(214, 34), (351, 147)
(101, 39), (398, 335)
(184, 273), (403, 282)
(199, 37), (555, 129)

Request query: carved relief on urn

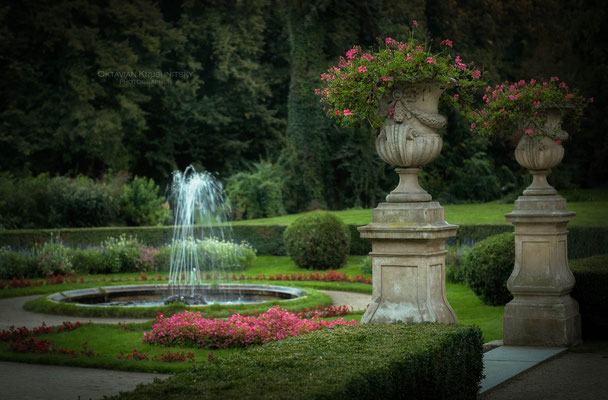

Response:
(376, 84), (447, 168)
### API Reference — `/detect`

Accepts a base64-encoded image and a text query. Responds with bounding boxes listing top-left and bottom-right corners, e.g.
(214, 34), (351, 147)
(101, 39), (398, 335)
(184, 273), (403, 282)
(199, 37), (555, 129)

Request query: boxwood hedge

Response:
(0, 224), (605, 259)
(113, 323), (484, 400)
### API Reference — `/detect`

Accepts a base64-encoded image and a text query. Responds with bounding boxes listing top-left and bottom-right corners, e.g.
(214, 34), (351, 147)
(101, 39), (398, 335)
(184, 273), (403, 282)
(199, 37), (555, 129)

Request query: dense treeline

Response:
(1, 0), (605, 223)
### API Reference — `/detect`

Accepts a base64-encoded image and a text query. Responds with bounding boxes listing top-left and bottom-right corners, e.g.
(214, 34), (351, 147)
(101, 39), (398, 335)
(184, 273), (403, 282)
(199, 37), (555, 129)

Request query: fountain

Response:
(47, 166), (307, 309)
(165, 166), (232, 305)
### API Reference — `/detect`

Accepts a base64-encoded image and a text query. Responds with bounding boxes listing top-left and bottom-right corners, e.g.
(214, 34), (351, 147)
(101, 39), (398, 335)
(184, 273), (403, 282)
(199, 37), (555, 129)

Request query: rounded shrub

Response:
(283, 212), (350, 270)
(462, 232), (514, 306)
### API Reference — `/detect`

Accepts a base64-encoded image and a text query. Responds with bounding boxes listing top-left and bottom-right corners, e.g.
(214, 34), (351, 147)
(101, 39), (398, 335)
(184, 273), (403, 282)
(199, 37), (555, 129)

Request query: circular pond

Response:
(47, 284), (307, 307)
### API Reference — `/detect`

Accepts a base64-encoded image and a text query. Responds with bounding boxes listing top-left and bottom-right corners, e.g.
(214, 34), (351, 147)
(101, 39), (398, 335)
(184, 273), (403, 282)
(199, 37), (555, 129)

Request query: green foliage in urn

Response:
(470, 77), (591, 141)
(317, 23), (484, 129)
(283, 212), (350, 270)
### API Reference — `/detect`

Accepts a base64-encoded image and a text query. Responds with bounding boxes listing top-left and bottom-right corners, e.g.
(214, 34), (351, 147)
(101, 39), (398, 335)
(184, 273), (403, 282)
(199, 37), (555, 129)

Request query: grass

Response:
(230, 199), (608, 227)
(0, 253), (504, 373)
(0, 322), (239, 373)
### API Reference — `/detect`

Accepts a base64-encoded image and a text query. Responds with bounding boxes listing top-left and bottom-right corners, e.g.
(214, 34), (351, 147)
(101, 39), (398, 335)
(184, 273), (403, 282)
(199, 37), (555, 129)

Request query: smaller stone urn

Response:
(375, 83), (447, 202)
(359, 82), (458, 325)
(514, 110), (567, 196)
(504, 109), (581, 346)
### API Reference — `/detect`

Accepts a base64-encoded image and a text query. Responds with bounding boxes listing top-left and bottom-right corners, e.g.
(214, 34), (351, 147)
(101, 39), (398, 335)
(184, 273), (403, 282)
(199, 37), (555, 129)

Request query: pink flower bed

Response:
(142, 306), (358, 349)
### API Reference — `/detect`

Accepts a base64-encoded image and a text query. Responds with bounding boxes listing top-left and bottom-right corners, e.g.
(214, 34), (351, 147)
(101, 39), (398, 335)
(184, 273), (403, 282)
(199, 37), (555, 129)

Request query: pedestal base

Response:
(503, 295), (581, 346)
(504, 193), (582, 346)
(359, 201), (457, 324)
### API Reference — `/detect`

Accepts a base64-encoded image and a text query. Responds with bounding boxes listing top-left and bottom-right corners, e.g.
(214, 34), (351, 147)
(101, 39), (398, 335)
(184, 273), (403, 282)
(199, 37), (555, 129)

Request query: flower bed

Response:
(142, 306), (358, 349)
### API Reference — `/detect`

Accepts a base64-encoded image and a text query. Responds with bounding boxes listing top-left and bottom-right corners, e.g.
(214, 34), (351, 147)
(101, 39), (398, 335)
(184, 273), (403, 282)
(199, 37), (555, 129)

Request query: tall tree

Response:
(0, 0), (176, 177)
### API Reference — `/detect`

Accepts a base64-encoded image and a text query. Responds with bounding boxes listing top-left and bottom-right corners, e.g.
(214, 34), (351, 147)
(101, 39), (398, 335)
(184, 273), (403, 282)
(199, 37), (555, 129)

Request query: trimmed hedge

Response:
(1, 224), (606, 260)
(113, 323), (484, 400)
(570, 254), (608, 339)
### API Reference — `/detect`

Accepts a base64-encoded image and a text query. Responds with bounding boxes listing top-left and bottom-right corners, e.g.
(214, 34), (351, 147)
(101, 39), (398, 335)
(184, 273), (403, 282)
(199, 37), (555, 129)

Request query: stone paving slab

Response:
(480, 352), (608, 400)
(480, 346), (566, 393)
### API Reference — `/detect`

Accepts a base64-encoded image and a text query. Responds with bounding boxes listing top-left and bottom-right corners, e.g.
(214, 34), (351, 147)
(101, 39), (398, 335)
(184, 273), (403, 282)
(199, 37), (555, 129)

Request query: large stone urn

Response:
(504, 109), (582, 346)
(359, 83), (458, 324)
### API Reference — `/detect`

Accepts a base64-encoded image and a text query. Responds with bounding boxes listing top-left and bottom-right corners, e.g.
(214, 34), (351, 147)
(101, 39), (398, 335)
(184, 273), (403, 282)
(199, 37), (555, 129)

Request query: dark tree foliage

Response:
(0, 0), (605, 218)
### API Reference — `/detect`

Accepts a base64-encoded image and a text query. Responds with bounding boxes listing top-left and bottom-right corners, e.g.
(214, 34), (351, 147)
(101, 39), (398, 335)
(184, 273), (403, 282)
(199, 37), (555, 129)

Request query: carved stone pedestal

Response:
(503, 193), (582, 346)
(359, 199), (458, 324)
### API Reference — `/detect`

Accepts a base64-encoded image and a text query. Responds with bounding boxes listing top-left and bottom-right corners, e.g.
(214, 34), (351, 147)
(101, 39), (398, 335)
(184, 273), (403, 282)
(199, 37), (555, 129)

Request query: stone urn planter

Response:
(358, 82), (458, 325)
(514, 109), (568, 195)
(376, 83), (447, 202)
(504, 109), (581, 346)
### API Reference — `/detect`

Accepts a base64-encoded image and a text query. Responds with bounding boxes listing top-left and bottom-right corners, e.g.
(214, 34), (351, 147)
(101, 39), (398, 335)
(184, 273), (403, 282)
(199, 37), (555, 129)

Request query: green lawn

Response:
(230, 199), (608, 227)
(0, 254), (504, 373)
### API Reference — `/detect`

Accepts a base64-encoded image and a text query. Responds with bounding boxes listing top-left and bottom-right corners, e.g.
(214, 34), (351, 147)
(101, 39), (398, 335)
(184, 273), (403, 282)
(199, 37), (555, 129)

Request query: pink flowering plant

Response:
(470, 77), (590, 142)
(142, 306), (358, 349)
(317, 22), (483, 129)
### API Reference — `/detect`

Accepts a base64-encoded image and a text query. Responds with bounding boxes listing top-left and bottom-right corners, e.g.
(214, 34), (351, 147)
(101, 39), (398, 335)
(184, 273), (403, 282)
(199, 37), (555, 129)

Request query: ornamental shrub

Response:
(169, 238), (256, 272)
(53, 176), (119, 228)
(0, 246), (38, 279)
(71, 248), (105, 275)
(119, 176), (170, 226)
(34, 236), (73, 275)
(100, 235), (141, 273)
(359, 256), (372, 275)
(283, 212), (350, 270)
(462, 232), (514, 306)
(226, 161), (286, 220)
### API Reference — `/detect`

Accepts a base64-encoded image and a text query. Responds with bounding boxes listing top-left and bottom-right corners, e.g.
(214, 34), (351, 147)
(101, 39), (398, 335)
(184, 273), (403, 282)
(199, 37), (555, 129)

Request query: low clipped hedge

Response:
(1, 224), (606, 259)
(113, 323), (484, 400)
(570, 254), (608, 339)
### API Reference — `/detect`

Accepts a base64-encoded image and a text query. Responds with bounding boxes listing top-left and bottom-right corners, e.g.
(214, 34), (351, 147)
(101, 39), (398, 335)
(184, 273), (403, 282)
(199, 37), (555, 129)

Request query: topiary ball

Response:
(283, 212), (350, 270)
(462, 232), (514, 306)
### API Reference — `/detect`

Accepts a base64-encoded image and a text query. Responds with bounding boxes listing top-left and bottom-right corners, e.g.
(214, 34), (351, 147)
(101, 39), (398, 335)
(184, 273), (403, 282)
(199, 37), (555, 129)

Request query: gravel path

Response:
(0, 361), (169, 400)
(0, 295), (150, 330)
